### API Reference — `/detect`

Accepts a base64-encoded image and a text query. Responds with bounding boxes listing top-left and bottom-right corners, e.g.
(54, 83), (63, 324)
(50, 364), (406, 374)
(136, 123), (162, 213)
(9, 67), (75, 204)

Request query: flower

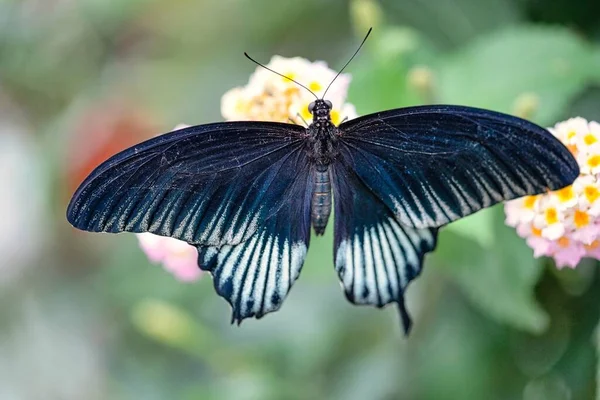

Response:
(505, 117), (600, 268)
(135, 124), (202, 282)
(137, 233), (201, 282)
(221, 55), (357, 126)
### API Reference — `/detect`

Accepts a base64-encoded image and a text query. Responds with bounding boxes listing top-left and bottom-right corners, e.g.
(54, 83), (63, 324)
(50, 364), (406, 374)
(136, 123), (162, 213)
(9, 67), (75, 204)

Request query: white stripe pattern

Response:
(197, 227), (307, 323)
(335, 216), (436, 308)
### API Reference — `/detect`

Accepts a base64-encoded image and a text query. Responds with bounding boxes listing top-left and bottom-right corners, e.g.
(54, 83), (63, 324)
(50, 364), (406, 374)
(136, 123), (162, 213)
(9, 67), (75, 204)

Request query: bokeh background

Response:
(2, 0), (600, 399)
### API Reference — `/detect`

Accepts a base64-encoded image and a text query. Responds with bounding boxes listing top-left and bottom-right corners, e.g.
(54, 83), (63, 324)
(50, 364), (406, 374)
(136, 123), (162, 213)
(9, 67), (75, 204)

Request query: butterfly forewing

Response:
(67, 121), (307, 247)
(337, 105), (580, 229)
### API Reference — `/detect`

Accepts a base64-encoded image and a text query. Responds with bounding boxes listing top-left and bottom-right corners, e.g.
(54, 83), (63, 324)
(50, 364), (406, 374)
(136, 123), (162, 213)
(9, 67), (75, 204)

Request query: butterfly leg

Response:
(296, 112), (309, 127)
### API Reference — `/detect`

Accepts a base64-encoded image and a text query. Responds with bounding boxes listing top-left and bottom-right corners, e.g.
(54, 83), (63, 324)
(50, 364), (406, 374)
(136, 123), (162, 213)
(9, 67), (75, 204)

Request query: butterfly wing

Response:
(337, 105), (579, 229)
(331, 156), (437, 334)
(197, 153), (312, 323)
(67, 121), (307, 247)
(68, 121), (314, 322)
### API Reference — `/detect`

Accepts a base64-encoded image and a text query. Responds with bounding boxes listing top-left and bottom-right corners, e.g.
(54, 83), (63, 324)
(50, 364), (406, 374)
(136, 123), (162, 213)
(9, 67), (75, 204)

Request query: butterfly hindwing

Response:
(196, 154), (313, 323)
(338, 105), (580, 229)
(67, 122), (306, 247)
(332, 157), (438, 333)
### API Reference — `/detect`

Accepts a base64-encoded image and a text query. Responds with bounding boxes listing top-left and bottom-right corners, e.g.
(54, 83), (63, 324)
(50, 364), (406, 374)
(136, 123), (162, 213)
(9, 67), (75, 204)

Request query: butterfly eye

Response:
(308, 102), (315, 113)
(325, 100), (332, 108)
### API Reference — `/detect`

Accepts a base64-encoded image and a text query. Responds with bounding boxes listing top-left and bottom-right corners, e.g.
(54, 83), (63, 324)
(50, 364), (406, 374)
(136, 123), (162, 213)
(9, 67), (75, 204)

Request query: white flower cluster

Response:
(221, 56), (357, 125)
(505, 117), (600, 268)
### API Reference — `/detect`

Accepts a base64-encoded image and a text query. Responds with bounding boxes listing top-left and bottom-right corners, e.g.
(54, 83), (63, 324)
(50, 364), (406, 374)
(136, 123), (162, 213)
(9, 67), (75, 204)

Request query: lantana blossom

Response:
(505, 117), (600, 268)
(221, 55), (357, 125)
(137, 232), (201, 282)
(137, 56), (358, 281)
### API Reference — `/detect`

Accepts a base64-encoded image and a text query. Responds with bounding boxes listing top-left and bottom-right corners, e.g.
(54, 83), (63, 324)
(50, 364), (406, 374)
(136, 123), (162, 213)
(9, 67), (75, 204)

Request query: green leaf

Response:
(596, 322), (600, 400)
(523, 375), (572, 400)
(379, 0), (522, 48)
(432, 206), (549, 333)
(591, 48), (600, 85)
(444, 207), (496, 249)
(438, 26), (597, 125)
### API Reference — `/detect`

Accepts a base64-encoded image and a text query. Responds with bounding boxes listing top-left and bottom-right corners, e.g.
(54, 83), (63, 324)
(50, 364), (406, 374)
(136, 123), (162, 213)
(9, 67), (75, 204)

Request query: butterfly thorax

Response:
(307, 100), (339, 166)
(306, 99), (337, 235)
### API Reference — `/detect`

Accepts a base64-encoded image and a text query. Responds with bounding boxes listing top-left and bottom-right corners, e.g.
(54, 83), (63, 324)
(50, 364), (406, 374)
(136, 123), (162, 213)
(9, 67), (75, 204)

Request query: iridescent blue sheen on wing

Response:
(338, 105), (580, 229)
(66, 121), (306, 247)
(331, 156), (437, 334)
(197, 157), (312, 323)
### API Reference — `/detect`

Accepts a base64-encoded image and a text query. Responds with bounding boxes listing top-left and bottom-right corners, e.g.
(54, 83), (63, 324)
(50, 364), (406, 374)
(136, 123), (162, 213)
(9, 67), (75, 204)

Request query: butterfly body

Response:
(311, 167), (332, 235)
(306, 99), (339, 235)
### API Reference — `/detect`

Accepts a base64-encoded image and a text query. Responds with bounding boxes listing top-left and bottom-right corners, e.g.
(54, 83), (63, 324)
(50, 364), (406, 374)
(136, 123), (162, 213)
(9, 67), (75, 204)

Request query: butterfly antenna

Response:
(244, 52), (318, 100)
(321, 27), (372, 100)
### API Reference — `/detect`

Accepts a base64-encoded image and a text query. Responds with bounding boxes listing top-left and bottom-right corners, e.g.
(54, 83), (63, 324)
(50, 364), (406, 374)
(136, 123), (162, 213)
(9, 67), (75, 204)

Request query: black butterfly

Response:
(66, 33), (579, 334)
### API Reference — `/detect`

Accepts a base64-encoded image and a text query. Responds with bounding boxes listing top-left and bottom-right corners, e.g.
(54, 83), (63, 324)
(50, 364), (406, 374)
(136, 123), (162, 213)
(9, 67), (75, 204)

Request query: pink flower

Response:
(505, 117), (600, 268)
(552, 237), (586, 269)
(135, 124), (202, 282)
(526, 236), (554, 258)
(137, 233), (201, 282)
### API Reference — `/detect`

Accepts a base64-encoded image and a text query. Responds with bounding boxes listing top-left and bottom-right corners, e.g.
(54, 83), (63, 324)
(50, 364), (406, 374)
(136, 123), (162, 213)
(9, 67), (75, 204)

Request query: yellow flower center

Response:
(574, 210), (590, 228)
(234, 98), (247, 113)
(531, 227), (542, 237)
(584, 133), (598, 145)
(300, 103), (312, 122)
(284, 87), (300, 96)
(555, 186), (574, 203)
(309, 81), (322, 92)
(567, 144), (578, 156)
(567, 130), (577, 140)
(523, 195), (537, 209)
(585, 240), (600, 250)
(545, 207), (559, 225)
(585, 185), (600, 203)
(283, 72), (296, 83)
(331, 109), (341, 126)
(587, 155), (600, 168)
(557, 237), (570, 247)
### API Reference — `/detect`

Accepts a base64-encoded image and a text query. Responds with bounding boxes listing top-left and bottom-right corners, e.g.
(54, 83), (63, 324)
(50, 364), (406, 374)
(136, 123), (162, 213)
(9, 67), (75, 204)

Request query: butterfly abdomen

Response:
(311, 166), (332, 235)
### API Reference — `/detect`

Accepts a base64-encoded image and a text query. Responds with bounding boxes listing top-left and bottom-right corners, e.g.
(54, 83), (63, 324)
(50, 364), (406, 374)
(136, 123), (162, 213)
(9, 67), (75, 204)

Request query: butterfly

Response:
(66, 31), (579, 335)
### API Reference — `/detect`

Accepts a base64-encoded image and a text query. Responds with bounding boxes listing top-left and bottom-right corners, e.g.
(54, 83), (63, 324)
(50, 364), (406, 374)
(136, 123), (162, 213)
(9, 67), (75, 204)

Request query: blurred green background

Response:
(1, 0), (600, 399)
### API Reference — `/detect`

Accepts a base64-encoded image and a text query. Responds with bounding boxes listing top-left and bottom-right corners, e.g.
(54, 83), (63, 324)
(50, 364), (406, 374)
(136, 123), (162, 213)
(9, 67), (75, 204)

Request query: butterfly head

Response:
(308, 99), (333, 122)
